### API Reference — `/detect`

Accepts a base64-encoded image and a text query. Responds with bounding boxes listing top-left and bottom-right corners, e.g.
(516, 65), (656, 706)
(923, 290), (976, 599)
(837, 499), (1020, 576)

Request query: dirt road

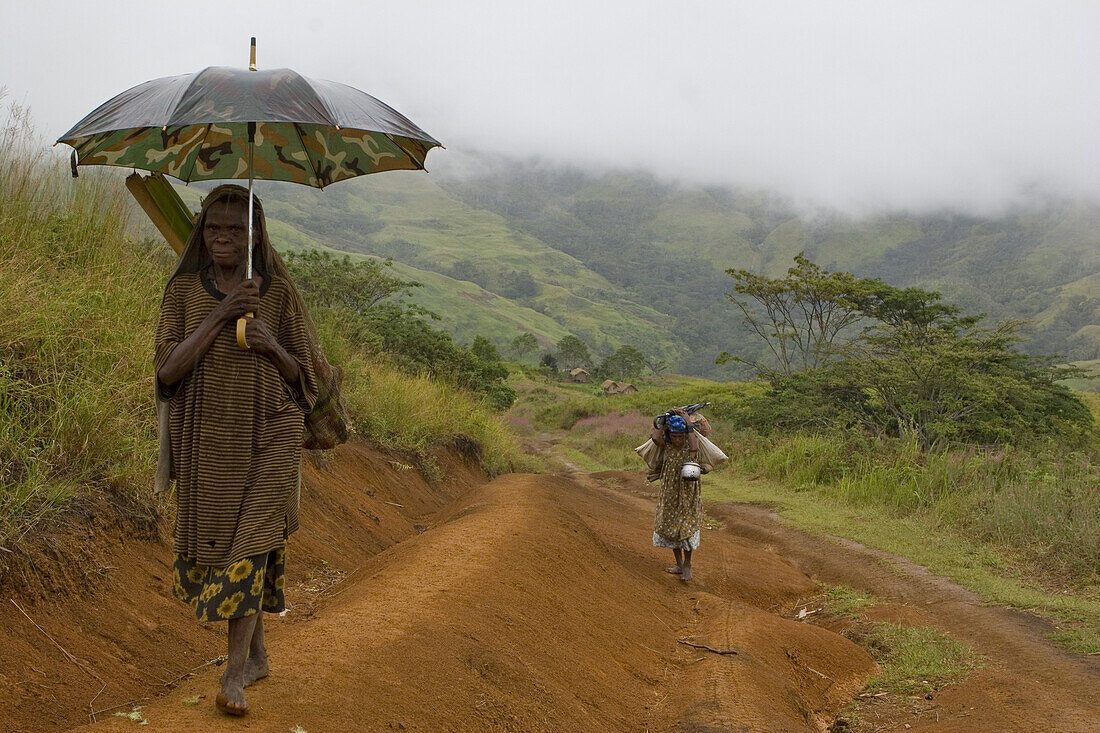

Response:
(67, 471), (874, 732)
(10, 455), (1100, 732)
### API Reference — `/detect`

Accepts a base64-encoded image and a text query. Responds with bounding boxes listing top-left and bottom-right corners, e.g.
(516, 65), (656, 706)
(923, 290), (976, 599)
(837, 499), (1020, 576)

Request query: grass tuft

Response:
(0, 97), (167, 545)
(311, 309), (530, 477)
(819, 585), (876, 620)
(860, 623), (981, 695)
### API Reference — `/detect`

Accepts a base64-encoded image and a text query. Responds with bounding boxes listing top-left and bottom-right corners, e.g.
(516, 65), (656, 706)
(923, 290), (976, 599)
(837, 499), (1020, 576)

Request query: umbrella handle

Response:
(236, 313), (253, 349)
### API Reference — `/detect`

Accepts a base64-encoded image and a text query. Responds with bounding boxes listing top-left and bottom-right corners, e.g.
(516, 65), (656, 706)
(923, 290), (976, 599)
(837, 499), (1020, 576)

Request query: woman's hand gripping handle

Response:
(215, 279), (260, 349)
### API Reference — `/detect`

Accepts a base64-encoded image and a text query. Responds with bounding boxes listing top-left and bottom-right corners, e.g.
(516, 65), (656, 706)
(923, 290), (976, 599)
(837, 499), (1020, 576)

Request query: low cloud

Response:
(4, 0), (1097, 215)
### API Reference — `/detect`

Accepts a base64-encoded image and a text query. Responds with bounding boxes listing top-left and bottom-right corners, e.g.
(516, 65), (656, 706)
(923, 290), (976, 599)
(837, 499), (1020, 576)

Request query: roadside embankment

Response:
(0, 441), (485, 733)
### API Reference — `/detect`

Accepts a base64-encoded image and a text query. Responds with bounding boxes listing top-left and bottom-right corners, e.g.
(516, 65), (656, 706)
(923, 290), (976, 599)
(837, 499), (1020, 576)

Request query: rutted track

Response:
(13, 456), (1098, 732)
(68, 472), (873, 732)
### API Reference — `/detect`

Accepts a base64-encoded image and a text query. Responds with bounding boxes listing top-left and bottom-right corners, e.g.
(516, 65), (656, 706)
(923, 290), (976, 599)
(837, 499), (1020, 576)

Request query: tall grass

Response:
(312, 310), (529, 476)
(517, 373), (1100, 587)
(733, 429), (1100, 584)
(0, 98), (167, 544)
(0, 101), (526, 546)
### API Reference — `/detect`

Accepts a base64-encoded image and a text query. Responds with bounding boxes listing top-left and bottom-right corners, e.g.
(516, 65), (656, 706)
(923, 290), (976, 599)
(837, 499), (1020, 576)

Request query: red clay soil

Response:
(60, 470), (873, 733)
(5, 455), (1097, 732)
(599, 469), (1100, 733)
(0, 441), (483, 733)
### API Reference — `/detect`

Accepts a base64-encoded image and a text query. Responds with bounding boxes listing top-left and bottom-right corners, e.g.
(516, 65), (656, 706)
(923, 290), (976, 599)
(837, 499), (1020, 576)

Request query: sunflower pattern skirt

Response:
(172, 548), (286, 621)
(653, 445), (704, 551)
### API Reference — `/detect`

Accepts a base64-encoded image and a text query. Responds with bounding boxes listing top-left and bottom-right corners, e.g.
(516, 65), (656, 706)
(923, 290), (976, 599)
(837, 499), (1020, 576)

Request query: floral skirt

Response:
(172, 547), (286, 622)
(653, 447), (704, 548)
(653, 530), (701, 551)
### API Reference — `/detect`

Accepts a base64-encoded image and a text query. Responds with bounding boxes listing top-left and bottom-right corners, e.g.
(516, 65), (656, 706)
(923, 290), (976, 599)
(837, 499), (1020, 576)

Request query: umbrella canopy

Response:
(57, 66), (441, 188)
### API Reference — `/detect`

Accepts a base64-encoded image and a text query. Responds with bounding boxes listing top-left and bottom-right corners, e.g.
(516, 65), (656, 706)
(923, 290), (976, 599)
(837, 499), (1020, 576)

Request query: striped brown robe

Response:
(154, 270), (318, 567)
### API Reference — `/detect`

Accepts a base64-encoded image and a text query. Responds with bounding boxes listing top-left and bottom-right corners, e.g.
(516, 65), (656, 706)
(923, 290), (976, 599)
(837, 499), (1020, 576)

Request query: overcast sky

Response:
(3, 0), (1098, 214)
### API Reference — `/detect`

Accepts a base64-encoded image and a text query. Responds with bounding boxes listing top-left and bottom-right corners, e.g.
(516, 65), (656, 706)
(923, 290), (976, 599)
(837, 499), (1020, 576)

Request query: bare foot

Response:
(216, 673), (249, 716)
(680, 566), (693, 581)
(243, 655), (269, 687)
(665, 566), (682, 575)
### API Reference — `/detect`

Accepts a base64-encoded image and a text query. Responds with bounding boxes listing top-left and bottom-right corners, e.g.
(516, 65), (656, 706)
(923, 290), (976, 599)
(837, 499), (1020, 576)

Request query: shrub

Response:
(286, 249), (515, 409)
(728, 256), (1095, 449)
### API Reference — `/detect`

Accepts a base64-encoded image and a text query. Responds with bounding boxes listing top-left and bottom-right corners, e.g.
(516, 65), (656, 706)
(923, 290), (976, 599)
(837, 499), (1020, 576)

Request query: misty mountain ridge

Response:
(240, 153), (1099, 382)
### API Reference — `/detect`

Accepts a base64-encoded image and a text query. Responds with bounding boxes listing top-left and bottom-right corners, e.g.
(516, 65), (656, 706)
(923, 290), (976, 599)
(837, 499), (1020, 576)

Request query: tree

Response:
(471, 335), (501, 364)
(501, 270), (539, 298)
(448, 259), (482, 285)
(284, 249), (419, 314)
(509, 332), (539, 360)
(556, 335), (592, 370)
(644, 355), (668, 375)
(826, 317), (1090, 448)
(731, 264), (1095, 448)
(861, 285), (968, 335)
(719, 254), (877, 376)
(599, 345), (648, 380)
(539, 352), (559, 371)
(286, 249), (515, 410)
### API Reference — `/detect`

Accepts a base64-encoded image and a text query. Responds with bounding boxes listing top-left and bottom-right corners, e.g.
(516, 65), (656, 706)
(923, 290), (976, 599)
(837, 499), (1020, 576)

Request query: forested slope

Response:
(217, 155), (1099, 381)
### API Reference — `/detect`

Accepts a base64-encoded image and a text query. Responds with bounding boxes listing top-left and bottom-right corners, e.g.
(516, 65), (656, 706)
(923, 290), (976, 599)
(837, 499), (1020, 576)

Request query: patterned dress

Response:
(172, 548), (286, 622)
(155, 271), (317, 620)
(653, 444), (703, 551)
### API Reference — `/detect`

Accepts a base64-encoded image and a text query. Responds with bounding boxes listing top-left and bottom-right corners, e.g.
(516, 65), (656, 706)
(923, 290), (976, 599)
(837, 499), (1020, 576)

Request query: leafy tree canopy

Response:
(471, 335), (502, 364)
(597, 344), (648, 381)
(509, 332), (539, 359)
(729, 255), (1094, 447)
(556, 335), (592, 370)
(286, 249), (514, 409)
(720, 253), (876, 376)
(283, 249), (419, 315)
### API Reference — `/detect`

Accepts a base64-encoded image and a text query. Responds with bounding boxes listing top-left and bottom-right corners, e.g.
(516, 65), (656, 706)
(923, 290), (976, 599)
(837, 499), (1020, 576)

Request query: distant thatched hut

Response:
(601, 380), (638, 395)
(569, 367), (591, 383)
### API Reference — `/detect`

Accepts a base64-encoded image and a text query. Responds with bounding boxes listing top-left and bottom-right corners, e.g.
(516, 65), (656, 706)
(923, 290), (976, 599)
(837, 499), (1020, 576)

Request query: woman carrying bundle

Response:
(649, 411), (704, 581)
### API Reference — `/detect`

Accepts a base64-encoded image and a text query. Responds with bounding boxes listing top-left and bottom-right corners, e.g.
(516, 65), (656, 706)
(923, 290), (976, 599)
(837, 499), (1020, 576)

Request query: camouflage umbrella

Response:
(57, 56), (441, 190)
(57, 40), (440, 345)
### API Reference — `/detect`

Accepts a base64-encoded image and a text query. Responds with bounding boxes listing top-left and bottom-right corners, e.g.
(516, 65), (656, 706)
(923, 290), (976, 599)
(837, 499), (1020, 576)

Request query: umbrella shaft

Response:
(239, 135), (255, 351)
(247, 189), (253, 279)
(247, 138), (254, 280)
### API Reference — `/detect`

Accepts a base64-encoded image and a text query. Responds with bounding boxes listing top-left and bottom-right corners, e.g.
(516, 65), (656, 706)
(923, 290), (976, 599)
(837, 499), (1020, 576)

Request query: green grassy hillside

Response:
(265, 215), (578, 350)
(433, 161), (1100, 382)
(231, 175), (685, 362)
(179, 184), (574, 351)
(178, 155), (1098, 386)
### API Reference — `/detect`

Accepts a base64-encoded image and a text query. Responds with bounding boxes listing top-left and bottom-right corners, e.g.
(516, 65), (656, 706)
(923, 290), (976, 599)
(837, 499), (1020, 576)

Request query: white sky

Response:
(2, 0), (1098, 213)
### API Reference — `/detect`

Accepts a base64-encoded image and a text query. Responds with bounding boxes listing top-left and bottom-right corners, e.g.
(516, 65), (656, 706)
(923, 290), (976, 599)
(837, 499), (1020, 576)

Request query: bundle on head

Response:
(652, 402), (709, 431)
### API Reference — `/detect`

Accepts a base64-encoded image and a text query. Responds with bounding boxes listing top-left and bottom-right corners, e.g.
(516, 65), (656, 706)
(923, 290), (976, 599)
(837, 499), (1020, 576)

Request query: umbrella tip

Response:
(249, 37), (257, 71)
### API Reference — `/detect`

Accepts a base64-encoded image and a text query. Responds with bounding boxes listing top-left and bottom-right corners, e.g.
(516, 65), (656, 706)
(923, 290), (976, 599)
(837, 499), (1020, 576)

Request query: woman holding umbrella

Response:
(57, 46), (441, 717)
(155, 184), (318, 715)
